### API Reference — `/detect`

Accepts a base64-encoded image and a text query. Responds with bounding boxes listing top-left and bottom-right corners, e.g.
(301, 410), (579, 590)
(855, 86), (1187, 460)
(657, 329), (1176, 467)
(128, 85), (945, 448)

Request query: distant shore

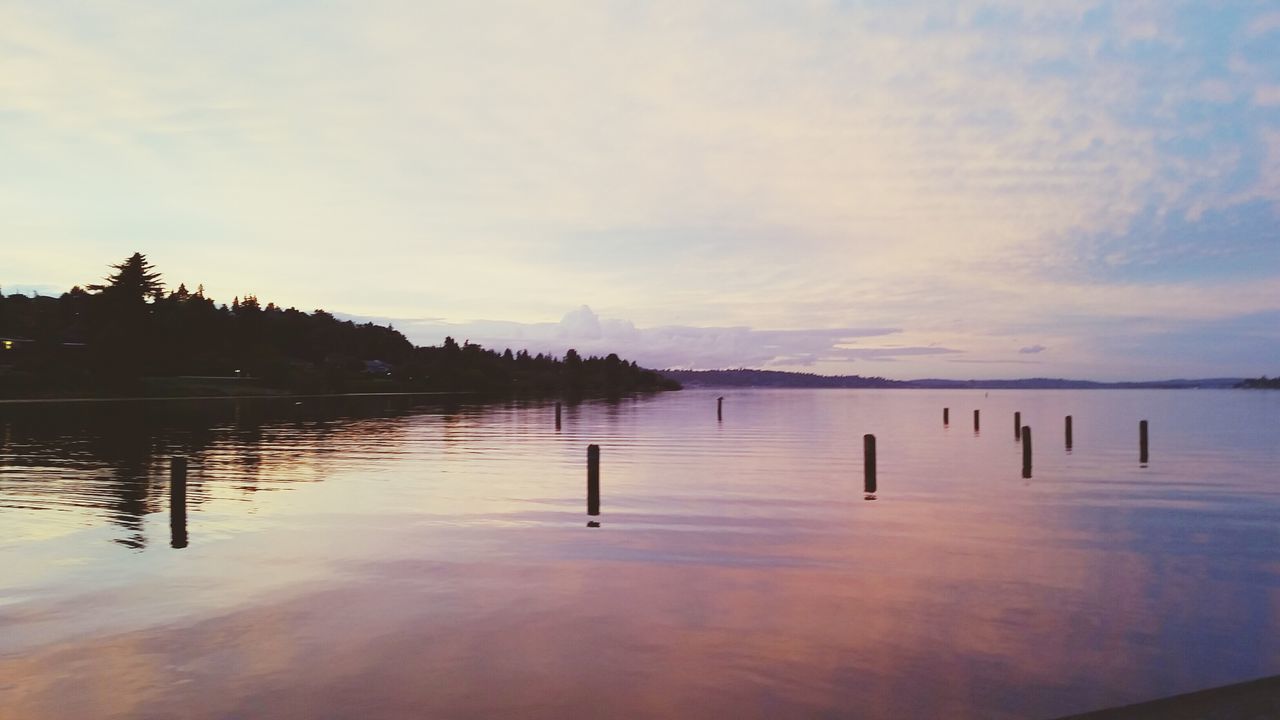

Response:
(660, 368), (1248, 390)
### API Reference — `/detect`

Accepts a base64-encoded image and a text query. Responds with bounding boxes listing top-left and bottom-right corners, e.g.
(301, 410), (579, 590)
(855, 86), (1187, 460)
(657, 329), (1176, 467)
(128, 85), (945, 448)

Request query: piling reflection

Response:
(169, 457), (188, 549)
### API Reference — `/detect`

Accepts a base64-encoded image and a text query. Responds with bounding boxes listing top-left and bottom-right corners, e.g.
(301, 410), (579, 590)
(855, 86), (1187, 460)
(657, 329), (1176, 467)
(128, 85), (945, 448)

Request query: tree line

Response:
(0, 253), (679, 398)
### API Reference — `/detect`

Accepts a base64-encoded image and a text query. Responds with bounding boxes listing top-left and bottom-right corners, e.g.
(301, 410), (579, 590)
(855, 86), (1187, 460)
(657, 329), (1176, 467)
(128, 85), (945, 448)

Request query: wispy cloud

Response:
(2, 1), (1278, 379)
(342, 305), (958, 370)
(1253, 85), (1280, 107)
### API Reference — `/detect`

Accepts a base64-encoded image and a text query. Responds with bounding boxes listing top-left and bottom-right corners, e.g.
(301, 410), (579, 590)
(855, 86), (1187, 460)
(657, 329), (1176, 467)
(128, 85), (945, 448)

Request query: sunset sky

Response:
(3, 1), (1278, 380)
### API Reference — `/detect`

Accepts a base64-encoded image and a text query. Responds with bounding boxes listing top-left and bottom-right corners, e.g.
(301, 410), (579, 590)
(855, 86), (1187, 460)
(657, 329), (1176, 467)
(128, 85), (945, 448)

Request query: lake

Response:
(1, 389), (1278, 719)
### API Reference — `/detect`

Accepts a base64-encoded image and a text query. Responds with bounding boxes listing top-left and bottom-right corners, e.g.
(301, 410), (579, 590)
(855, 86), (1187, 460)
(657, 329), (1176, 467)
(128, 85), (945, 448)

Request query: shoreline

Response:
(0, 390), (476, 405)
(1051, 674), (1280, 719)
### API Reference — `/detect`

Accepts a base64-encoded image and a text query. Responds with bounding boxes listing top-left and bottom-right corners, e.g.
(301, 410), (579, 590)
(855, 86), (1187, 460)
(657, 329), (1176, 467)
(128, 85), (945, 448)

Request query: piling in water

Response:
(1014, 412), (1022, 440)
(587, 444), (600, 516)
(863, 434), (877, 494)
(1021, 426), (1032, 478)
(943, 407), (950, 425)
(973, 409), (980, 432)
(1140, 420), (1149, 464)
(170, 456), (188, 549)
(555, 402), (562, 430)
(1065, 415), (1073, 449)
(717, 396), (724, 421)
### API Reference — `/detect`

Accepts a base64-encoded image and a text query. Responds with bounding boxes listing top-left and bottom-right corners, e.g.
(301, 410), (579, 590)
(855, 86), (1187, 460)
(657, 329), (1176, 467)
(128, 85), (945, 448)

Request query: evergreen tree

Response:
(88, 252), (164, 303)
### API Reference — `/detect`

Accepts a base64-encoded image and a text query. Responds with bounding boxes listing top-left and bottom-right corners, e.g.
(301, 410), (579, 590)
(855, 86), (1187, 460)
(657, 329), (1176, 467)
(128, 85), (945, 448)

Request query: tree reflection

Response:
(0, 396), (448, 549)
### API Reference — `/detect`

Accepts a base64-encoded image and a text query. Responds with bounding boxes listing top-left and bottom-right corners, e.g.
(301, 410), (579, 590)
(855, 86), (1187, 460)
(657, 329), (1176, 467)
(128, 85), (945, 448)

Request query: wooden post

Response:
(717, 396), (724, 421)
(973, 409), (980, 432)
(1014, 411), (1022, 440)
(1139, 420), (1149, 464)
(943, 407), (950, 425)
(1021, 426), (1032, 478)
(863, 434), (877, 494)
(1065, 415), (1073, 449)
(555, 402), (562, 430)
(587, 444), (600, 516)
(170, 456), (188, 549)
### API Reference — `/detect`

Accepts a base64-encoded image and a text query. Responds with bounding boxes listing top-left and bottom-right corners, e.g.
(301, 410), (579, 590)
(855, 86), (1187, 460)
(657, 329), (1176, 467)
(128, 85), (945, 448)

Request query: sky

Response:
(3, 1), (1278, 380)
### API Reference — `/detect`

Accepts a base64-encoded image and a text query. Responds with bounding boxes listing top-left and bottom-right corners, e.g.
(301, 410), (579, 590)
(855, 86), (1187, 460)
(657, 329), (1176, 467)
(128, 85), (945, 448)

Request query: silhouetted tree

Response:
(88, 252), (164, 304)
(1, 255), (679, 398)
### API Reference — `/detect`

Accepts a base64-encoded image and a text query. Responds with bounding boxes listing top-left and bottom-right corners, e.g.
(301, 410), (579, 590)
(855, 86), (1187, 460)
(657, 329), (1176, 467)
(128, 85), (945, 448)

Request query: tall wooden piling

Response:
(587, 444), (600, 516)
(1139, 420), (1149, 464)
(717, 396), (724, 421)
(170, 456), (188, 549)
(863, 434), (877, 494)
(943, 407), (950, 425)
(1065, 415), (1073, 449)
(973, 409), (980, 432)
(1021, 426), (1032, 478)
(1014, 412), (1022, 440)
(555, 402), (562, 430)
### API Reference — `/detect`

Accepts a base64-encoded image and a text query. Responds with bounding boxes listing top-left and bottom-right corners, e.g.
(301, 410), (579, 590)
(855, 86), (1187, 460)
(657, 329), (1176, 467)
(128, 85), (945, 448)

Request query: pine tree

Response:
(88, 252), (163, 303)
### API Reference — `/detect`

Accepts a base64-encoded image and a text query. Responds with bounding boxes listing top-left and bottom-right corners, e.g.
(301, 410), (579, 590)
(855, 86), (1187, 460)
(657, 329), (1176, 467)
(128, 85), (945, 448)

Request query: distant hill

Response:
(661, 369), (902, 388)
(661, 369), (1244, 390)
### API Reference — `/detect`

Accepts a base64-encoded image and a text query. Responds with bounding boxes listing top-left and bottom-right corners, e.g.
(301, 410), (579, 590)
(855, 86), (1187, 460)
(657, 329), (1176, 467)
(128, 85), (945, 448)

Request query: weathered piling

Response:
(1140, 420), (1149, 464)
(1014, 412), (1022, 440)
(1021, 426), (1032, 478)
(973, 409), (980, 432)
(863, 434), (877, 494)
(943, 407), (950, 425)
(717, 396), (724, 421)
(1065, 415), (1073, 449)
(587, 444), (600, 516)
(555, 402), (562, 430)
(170, 456), (188, 549)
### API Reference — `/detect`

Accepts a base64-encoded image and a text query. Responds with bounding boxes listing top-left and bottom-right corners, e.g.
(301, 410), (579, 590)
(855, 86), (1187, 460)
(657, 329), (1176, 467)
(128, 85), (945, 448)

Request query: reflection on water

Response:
(1, 389), (1279, 719)
(0, 395), (450, 550)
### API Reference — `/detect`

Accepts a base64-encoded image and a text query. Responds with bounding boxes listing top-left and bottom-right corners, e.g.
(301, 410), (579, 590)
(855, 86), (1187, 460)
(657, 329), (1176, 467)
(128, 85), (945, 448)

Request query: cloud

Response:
(1246, 11), (1280, 38)
(1253, 85), (1280, 107)
(2, 2), (1279, 380)
(1018, 345), (1047, 354)
(340, 305), (960, 370)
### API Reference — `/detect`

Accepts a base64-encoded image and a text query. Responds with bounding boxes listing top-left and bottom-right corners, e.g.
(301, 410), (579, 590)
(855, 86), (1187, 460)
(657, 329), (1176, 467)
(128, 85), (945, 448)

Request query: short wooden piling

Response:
(717, 396), (724, 421)
(587, 444), (600, 516)
(1140, 420), (1149, 464)
(1065, 415), (1073, 449)
(973, 409), (980, 432)
(863, 434), (877, 494)
(1014, 412), (1022, 440)
(943, 407), (950, 425)
(170, 456), (188, 549)
(554, 402), (562, 430)
(1021, 426), (1032, 478)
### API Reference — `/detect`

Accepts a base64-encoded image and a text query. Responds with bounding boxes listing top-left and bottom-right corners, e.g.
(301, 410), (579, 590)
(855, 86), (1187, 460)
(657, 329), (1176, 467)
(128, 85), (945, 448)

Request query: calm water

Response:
(1, 389), (1278, 719)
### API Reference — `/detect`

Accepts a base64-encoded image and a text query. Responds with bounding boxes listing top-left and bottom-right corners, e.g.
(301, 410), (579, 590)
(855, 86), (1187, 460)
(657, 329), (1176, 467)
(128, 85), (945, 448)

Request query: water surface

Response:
(1, 389), (1278, 719)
